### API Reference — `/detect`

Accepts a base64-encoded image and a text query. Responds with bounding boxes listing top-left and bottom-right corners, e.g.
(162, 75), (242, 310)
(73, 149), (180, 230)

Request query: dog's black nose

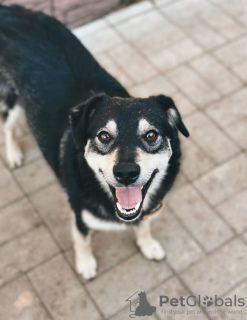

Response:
(113, 163), (140, 186)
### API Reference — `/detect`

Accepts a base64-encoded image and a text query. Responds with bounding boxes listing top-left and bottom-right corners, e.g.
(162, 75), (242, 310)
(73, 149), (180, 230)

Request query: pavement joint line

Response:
(166, 202), (207, 255)
(157, 8), (247, 87)
(184, 107), (244, 159)
(191, 176), (246, 239)
(102, 13), (247, 93)
(0, 194), (26, 212)
(0, 222), (44, 249)
(165, 258), (212, 320)
(2, 157), (66, 254)
(26, 273), (56, 320)
(206, 0), (247, 29)
(0, 250), (61, 291)
(62, 251), (107, 320)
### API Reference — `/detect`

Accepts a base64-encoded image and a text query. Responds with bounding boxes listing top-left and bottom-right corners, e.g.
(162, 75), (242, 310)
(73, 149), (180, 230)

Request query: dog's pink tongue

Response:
(116, 187), (142, 209)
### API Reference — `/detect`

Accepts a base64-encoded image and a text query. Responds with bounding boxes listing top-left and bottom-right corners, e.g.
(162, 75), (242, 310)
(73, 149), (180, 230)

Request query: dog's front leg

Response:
(134, 219), (166, 261)
(72, 219), (97, 280)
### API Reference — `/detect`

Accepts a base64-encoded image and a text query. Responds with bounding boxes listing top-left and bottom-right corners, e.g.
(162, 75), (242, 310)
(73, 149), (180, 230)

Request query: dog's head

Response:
(69, 94), (189, 222)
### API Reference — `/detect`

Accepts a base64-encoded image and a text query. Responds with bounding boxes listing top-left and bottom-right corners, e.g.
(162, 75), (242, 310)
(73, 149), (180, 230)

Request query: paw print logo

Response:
(203, 296), (213, 307)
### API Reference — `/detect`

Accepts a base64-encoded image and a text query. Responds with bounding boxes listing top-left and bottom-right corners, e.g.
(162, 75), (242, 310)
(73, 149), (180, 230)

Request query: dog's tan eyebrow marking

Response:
(138, 119), (152, 135)
(105, 120), (118, 135)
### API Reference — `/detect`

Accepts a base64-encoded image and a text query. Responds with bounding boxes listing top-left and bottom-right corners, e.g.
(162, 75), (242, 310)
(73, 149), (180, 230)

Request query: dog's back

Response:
(0, 5), (128, 173)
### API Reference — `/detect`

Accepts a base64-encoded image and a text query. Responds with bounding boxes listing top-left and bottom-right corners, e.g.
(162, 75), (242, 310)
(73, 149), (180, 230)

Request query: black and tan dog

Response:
(0, 5), (189, 279)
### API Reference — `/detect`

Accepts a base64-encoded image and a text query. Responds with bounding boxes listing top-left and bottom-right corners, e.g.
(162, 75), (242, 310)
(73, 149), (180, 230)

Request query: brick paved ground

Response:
(1, 0), (133, 28)
(0, 0), (247, 319)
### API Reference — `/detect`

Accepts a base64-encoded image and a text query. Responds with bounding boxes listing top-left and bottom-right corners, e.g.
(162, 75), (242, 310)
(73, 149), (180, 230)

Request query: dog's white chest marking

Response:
(82, 210), (127, 231)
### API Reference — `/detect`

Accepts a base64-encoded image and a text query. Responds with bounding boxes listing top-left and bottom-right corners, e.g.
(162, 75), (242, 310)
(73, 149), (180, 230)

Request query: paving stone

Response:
(129, 75), (177, 98)
(13, 158), (56, 194)
(106, 1), (153, 24)
(29, 254), (102, 320)
(167, 66), (220, 108)
(132, 21), (185, 55)
(108, 43), (157, 83)
(232, 60), (247, 82)
(81, 26), (123, 54)
(152, 205), (203, 272)
(173, 17), (226, 50)
(214, 36), (247, 68)
(166, 185), (233, 252)
(206, 87), (247, 128)
(216, 189), (247, 234)
(0, 198), (40, 245)
(185, 111), (239, 164)
(148, 277), (208, 320)
(0, 159), (23, 208)
(161, 0), (211, 23)
(64, 1), (119, 29)
(86, 252), (172, 318)
(154, 0), (175, 6)
(149, 38), (203, 72)
(193, 154), (247, 206)
(66, 227), (137, 281)
(210, 0), (247, 27)
(96, 51), (134, 88)
(242, 232), (247, 245)
(172, 91), (197, 117)
(171, 171), (188, 190)
(30, 183), (72, 250)
(0, 225), (59, 286)
(73, 18), (108, 39)
(181, 239), (247, 296)
(190, 54), (242, 95)
(0, 134), (41, 167)
(115, 10), (167, 41)
(199, 7), (246, 40)
(0, 276), (51, 320)
(180, 137), (214, 180)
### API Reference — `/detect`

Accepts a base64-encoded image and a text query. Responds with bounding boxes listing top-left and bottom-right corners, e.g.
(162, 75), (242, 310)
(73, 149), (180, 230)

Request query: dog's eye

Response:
(98, 131), (111, 142)
(145, 130), (157, 142)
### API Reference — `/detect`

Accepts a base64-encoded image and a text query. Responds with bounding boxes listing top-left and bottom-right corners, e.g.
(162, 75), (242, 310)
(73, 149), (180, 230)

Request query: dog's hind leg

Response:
(3, 104), (24, 168)
(0, 79), (24, 168)
(72, 215), (97, 280)
(134, 220), (165, 261)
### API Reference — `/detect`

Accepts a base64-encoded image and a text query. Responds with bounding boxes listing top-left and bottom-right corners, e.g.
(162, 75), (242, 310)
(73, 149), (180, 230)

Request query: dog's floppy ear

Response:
(156, 95), (189, 138)
(69, 94), (108, 150)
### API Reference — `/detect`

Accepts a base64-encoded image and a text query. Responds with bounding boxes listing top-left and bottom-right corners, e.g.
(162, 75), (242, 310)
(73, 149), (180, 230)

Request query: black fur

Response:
(0, 5), (189, 234)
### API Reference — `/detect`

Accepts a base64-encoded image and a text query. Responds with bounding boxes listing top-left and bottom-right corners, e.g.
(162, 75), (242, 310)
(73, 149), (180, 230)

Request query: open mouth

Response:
(110, 169), (158, 222)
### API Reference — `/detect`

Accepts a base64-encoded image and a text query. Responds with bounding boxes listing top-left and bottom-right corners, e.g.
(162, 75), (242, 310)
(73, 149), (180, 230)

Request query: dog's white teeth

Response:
(140, 186), (143, 190)
(117, 202), (122, 211)
(135, 202), (141, 210)
(116, 202), (138, 215)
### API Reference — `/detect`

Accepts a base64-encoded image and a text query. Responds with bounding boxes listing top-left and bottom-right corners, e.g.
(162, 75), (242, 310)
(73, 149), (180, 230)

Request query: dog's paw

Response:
(6, 143), (23, 169)
(139, 239), (166, 261)
(75, 254), (97, 280)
